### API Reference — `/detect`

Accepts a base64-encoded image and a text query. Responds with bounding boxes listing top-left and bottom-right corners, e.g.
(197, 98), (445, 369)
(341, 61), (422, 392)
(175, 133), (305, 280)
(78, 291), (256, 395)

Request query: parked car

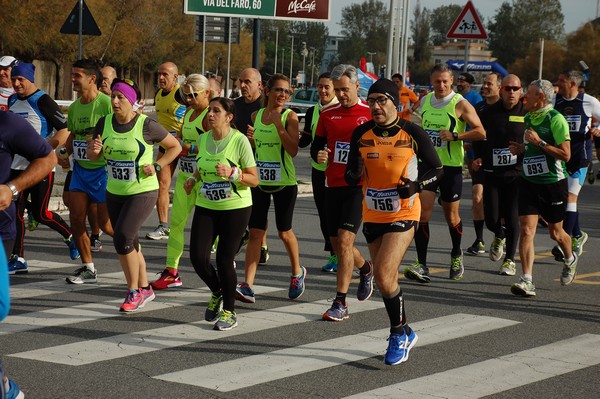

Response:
(286, 87), (369, 119)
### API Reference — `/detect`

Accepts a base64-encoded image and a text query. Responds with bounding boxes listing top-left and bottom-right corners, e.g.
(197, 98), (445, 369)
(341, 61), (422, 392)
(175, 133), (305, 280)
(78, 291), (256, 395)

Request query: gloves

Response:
(397, 177), (422, 199)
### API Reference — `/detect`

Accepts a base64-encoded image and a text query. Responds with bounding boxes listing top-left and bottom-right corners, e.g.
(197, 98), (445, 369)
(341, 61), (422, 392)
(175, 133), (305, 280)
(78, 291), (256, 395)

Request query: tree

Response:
(489, 0), (564, 68)
(565, 22), (600, 94)
(510, 40), (567, 86)
(409, 0), (432, 84)
(338, 0), (389, 66)
(429, 4), (463, 46)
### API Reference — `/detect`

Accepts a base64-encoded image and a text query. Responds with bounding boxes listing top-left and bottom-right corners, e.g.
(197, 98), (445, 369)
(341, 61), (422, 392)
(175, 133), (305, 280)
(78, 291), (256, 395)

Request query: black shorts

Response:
(470, 167), (484, 185)
(363, 220), (417, 244)
(248, 185), (297, 231)
(63, 170), (73, 192)
(325, 186), (363, 236)
(594, 135), (600, 149)
(518, 178), (567, 224)
(421, 165), (463, 202)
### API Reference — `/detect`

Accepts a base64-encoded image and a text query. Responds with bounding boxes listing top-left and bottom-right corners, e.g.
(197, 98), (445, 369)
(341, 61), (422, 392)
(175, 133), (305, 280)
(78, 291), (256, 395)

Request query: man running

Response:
(346, 78), (442, 365)
(405, 63), (485, 282)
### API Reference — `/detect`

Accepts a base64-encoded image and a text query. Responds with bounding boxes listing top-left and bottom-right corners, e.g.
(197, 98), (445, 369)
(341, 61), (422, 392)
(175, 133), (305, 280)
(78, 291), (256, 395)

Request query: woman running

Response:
(184, 97), (258, 330)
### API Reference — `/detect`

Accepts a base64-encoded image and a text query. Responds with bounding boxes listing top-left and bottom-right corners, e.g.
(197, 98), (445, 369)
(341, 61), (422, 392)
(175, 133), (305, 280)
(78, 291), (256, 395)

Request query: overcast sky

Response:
(326, 0), (596, 36)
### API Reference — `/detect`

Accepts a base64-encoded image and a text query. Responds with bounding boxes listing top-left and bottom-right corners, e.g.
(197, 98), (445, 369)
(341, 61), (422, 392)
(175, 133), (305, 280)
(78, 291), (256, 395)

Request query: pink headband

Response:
(112, 82), (137, 105)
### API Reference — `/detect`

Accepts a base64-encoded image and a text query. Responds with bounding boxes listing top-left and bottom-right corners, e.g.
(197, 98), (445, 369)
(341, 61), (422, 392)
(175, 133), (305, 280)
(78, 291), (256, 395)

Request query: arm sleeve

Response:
(344, 124), (367, 186)
(409, 89), (419, 104)
(405, 121), (443, 190)
(299, 106), (315, 148)
(310, 115), (327, 162)
(144, 118), (169, 144)
(37, 94), (68, 131)
(93, 117), (106, 140)
(237, 133), (257, 169)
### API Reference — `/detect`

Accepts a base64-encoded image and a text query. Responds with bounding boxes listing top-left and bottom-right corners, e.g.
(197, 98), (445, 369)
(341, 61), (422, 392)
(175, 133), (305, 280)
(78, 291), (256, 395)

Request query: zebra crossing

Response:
(3, 258), (599, 398)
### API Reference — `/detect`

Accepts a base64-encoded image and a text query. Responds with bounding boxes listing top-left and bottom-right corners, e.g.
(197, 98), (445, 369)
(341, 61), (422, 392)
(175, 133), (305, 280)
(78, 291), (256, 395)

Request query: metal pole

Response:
(78, 0), (83, 59)
(401, 0), (410, 79)
(226, 18), (232, 96)
(274, 28), (278, 74)
(463, 39), (470, 72)
(538, 38), (544, 80)
(310, 50), (316, 87)
(281, 48), (285, 74)
(289, 36), (294, 81)
(393, 0), (402, 74)
(202, 16), (206, 75)
(252, 19), (260, 69)
(385, 0), (396, 79)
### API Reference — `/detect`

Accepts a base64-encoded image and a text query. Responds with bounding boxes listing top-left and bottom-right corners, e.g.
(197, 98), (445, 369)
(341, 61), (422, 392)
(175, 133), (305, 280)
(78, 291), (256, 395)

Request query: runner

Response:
(298, 72), (339, 272)
(310, 64), (374, 321)
(508, 79), (575, 297)
(346, 78), (442, 364)
(236, 73), (305, 303)
(87, 78), (181, 312)
(151, 74), (211, 290)
(404, 63), (485, 282)
(183, 97), (258, 330)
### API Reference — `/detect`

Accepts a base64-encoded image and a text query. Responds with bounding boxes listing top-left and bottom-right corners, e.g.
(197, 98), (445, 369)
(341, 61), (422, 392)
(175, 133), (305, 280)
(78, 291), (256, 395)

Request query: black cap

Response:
(458, 72), (475, 84)
(368, 78), (400, 106)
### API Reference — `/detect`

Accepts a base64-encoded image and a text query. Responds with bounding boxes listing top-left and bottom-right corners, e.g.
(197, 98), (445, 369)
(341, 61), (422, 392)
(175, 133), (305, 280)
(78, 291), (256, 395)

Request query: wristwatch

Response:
(452, 132), (459, 141)
(538, 140), (547, 149)
(6, 182), (19, 201)
(153, 163), (162, 173)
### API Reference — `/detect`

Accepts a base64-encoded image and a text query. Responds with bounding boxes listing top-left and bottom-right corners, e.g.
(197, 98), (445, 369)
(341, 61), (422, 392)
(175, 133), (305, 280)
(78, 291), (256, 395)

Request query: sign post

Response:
(60, 0), (101, 59)
(446, 1), (488, 73)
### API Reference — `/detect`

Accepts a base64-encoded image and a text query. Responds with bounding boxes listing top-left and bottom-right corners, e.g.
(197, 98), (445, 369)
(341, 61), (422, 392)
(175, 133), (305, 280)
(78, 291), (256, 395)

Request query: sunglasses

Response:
(503, 86), (521, 92)
(184, 90), (206, 100)
(271, 87), (292, 96)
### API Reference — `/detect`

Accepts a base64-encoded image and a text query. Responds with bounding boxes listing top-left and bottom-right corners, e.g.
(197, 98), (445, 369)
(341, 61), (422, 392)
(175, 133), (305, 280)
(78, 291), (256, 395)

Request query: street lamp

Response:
(289, 35), (294, 83)
(309, 47), (316, 87)
(274, 27), (279, 74)
(301, 42), (308, 87)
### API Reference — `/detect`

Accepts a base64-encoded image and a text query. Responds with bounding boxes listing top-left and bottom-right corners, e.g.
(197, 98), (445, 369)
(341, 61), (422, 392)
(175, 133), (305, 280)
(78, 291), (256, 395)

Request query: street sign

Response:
(184, 0), (330, 21)
(60, 0), (101, 36)
(446, 1), (487, 40)
(195, 16), (240, 44)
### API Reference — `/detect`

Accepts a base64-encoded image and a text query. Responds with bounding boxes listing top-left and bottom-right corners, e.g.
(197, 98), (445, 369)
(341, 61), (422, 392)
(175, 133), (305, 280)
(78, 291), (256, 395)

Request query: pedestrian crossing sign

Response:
(446, 0), (488, 40)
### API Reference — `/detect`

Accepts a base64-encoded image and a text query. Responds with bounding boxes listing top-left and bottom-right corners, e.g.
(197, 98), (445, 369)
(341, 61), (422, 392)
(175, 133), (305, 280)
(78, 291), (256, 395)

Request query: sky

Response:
(326, 0), (597, 36)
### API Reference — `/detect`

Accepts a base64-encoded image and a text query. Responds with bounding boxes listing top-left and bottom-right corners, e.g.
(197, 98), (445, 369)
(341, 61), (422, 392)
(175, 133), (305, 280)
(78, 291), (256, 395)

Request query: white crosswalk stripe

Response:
(153, 313), (520, 391)
(342, 333), (600, 399)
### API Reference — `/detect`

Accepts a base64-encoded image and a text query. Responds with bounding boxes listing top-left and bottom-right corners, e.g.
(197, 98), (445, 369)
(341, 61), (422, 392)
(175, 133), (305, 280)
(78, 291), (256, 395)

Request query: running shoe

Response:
(572, 231), (588, 257)
(140, 286), (155, 307)
(289, 266), (307, 300)
(511, 277), (536, 297)
(214, 309), (237, 331)
(146, 224), (170, 240)
(449, 251), (464, 280)
(322, 299), (349, 321)
(588, 169), (596, 184)
(65, 265), (97, 284)
(259, 245), (269, 264)
(489, 236), (506, 261)
(357, 261), (374, 301)
(235, 282), (256, 303)
(7, 255), (28, 275)
(26, 212), (39, 231)
(120, 289), (143, 312)
(499, 259), (516, 276)
(151, 269), (183, 290)
(384, 328), (418, 365)
(321, 255), (338, 273)
(4, 379), (25, 399)
(403, 261), (430, 283)
(90, 237), (103, 253)
(466, 240), (485, 256)
(64, 235), (80, 260)
(561, 253), (578, 286)
(551, 245), (564, 262)
(205, 293), (223, 322)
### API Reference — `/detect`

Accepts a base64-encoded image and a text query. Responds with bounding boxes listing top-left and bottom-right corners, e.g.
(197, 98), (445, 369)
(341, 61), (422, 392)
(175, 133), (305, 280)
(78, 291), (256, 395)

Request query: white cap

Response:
(0, 56), (17, 68)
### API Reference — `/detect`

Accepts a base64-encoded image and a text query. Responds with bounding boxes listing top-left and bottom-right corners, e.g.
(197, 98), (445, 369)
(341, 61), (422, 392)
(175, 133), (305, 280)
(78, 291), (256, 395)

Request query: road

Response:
(2, 147), (599, 398)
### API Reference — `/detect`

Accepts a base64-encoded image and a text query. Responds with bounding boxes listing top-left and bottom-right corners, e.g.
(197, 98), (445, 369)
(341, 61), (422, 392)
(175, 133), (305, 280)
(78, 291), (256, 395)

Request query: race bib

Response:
(72, 140), (89, 161)
(178, 155), (196, 175)
(201, 181), (232, 201)
(426, 130), (443, 148)
(107, 160), (136, 182)
(523, 155), (549, 177)
(492, 148), (517, 166)
(257, 161), (281, 182)
(365, 188), (400, 212)
(333, 141), (350, 164)
(397, 103), (405, 113)
(564, 115), (581, 133)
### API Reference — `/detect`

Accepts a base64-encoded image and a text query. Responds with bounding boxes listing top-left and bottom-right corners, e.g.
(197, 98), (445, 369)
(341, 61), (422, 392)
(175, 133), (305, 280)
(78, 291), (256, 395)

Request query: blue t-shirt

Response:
(0, 111), (53, 241)
(462, 89), (483, 106)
